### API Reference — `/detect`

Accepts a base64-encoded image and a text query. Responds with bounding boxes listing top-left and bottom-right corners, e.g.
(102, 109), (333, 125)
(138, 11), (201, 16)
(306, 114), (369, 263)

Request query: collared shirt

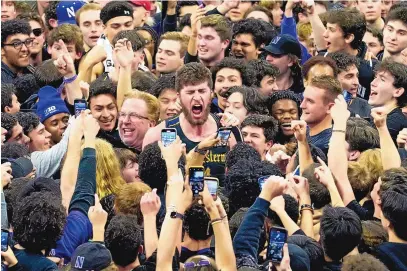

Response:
(1, 61), (34, 84)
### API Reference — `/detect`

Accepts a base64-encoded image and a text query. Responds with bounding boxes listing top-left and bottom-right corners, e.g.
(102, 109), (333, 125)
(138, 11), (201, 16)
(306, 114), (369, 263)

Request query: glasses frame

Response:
(3, 38), (34, 50)
(118, 111), (150, 122)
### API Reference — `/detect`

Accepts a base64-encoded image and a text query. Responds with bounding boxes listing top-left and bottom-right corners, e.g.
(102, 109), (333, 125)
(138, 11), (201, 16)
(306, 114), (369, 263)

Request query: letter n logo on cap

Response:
(67, 6), (75, 18)
(272, 36), (281, 45)
(74, 256), (85, 269)
(124, 10), (130, 15)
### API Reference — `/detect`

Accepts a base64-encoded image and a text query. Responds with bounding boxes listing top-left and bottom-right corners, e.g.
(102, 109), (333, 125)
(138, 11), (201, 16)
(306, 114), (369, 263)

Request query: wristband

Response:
(211, 220), (222, 226)
(332, 129), (345, 133)
(63, 74), (78, 84)
(300, 203), (314, 214)
(211, 217), (223, 224)
(194, 146), (208, 155)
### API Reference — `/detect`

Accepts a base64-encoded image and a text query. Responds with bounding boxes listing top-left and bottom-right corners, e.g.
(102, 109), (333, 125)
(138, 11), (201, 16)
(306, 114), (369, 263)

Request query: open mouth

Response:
(233, 53), (245, 59)
(370, 91), (378, 98)
(122, 128), (135, 136)
(191, 104), (203, 115)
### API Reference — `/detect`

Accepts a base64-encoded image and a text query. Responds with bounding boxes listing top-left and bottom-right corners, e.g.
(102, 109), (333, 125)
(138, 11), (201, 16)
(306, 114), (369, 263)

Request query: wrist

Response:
(259, 192), (272, 202)
(143, 213), (157, 221)
(299, 194), (311, 204)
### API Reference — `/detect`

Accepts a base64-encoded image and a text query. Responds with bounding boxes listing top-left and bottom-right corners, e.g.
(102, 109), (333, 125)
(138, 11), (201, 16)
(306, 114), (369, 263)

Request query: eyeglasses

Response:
(32, 28), (43, 37)
(3, 39), (34, 50)
(184, 260), (210, 270)
(118, 112), (149, 121)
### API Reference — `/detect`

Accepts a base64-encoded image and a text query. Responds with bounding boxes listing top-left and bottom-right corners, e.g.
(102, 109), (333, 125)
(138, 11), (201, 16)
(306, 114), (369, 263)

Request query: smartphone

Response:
(189, 167), (204, 197)
(258, 175), (270, 190)
(74, 99), (87, 117)
(293, 165), (300, 176)
(267, 226), (288, 263)
(205, 177), (219, 200)
(161, 128), (177, 147)
(1, 230), (9, 252)
(216, 127), (232, 147)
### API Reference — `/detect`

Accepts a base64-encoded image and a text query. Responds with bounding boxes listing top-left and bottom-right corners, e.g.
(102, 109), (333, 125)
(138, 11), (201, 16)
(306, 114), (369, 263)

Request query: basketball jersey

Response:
(97, 34), (114, 74)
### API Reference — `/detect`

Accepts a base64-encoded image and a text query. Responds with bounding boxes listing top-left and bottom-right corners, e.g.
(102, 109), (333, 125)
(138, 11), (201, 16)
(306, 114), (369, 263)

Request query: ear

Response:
(394, 87), (405, 100)
(349, 150), (361, 161)
(222, 39), (230, 50)
(344, 33), (355, 46)
(49, 18), (58, 29)
(265, 140), (273, 152)
(1, 47), (5, 58)
(257, 43), (265, 56)
(75, 52), (83, 60)
(4, 106), (12, 113)
(138, 245), (144, 255)
(149, 120), (156, 127)
(47, 45), (52, 55)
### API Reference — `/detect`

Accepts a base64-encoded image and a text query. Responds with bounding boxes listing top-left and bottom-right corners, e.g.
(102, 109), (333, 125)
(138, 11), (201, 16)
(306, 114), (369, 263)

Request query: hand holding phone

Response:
(74, 99), (87, 117)
(189, 167), (204, 197)
(204, 177), (219, 200)
(267, 227), (287, 263)
(216, 127), (232, 147)
(258, 175), (271, 190)
(161, 128), (177, 147)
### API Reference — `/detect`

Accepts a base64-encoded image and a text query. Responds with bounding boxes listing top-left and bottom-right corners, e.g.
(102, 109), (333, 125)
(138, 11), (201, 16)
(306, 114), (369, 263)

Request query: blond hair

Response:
(75, 3), (102, 25)
(159, 31), (190, 57)
(124, 90), (160, 124)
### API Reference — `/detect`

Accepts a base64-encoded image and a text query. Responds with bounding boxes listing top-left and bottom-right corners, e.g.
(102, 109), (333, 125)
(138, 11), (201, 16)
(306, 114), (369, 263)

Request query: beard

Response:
(181, 102), (211, 126)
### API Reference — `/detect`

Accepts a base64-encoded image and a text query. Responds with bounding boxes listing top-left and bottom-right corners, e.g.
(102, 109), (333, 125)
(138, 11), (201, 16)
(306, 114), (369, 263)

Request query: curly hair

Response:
(148, 74), (176, 97)
(232, 18), (268, 48)
(246, 59), (279, 88)
(1, 113), (18, 142)
(12, 192), (66, 252)
(1, 142), (29, 160)
(3, 177), (31, 227)
(94, 139), (126, 198)
(267, 194), (299, 226)
(14, 74), (40, 103)
(15, 112), (40, 135)
(183, 202), (213, 240)
(267, 90), (302, 116)
(225, 142), (261, 169)
(131, 71), (157, 92)
(375, 58), (407, 107)
(44, 1), (58, 31)
(211, 57), (254, 87)
(1, 19), (31, 46)
(105, 214), (143, 267)
(176, 62), (213, 92)
(342, 253), (389, 271)
(241, 114), (278, 142)
(1, 84), (16, 112)
(328, 52), (360, 72)
(224, 86), (269, 115)
(47, 24), (84, 54)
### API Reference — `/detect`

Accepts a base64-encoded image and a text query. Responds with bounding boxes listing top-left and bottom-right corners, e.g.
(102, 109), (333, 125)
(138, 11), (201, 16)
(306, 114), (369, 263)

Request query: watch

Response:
(194, 146), (208, 155)
(170, 211), (184, 220)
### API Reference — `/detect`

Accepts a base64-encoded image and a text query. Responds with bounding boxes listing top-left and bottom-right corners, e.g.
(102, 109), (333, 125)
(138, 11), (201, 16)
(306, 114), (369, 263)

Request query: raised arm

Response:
(292, 120), (314, 174)
(78, 45), (107, 84)
(305, 2), (327, 51)
(140, 189), (161, 259)
(187, 7), (206, 58)
(372, 107), (401, 169)
(87, 194), (108, 242)
(114, 38), (134, 111)
(270, 195), (301, 236)
(315, 157), (345, 207)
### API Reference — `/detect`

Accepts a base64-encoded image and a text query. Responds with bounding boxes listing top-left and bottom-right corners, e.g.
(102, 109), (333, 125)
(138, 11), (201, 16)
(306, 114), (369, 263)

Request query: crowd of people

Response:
(1, 0), (407, 270)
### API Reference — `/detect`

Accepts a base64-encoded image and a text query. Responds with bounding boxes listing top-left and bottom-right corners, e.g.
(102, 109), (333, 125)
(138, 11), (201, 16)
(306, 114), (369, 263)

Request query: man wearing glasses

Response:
(1, 19), (35, 83)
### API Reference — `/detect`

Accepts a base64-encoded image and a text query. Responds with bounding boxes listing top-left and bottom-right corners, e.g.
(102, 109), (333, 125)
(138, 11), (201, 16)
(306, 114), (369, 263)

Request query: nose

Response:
(23, 134), (30, 144)
(272, 82), (279, 91)
(266, 55), (274, 64)
(323, 29), (329, 38)
(101, 108), (109, 117)
(300, 100), (306, 109)
(167, 102), (177, 112)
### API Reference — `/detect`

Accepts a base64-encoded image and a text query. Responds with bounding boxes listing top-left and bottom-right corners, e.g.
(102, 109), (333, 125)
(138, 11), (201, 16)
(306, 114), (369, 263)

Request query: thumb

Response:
(94, 194), (101, 207)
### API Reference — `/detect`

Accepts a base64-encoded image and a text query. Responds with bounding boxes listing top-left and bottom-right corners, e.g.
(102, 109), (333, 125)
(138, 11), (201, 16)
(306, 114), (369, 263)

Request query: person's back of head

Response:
(346, 118), (380, 159)
(225, 142), (261, 169)
(342, 253), (389, 271)
(1, 142), (29, 160)
(34, 59), (63, 88)
(359, 220), (388, 254)
(381, 184), (407, 241)
(184, 255), (217, 271)
(105, 214), (143, 268)
(287, 234), (324, 271)
(183, 202), (213, 241)
(131, 70), (157, 92)
(1, 84), (19, 113)
(320, 206), (362, 261)
(14, 74), (39, 105)
(13, 191), (66, 253)
(3, 177), (32, 227)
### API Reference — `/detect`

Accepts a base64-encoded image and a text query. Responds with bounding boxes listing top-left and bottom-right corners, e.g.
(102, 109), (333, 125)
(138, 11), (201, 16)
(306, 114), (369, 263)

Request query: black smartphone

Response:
(204, 177), (219, 200)
(189, 167), (204, 197)
(74, 99), (87, 117)
(258, 175), (270, 190)
(161, 128), (177, 147)
(267, 226), (288, 263)
(1, 229), (9, 252)
(216, 127), (232, 147)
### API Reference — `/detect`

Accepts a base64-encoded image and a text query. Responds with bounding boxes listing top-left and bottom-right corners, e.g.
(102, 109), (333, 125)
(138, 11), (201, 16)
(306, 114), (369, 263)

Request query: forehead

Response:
(341, 64), (358, 74)
(272, 99), (298, 110)
(159, 88), (178, 98)
(242, 125), (264, 135)
(216, 67), (241, 77)
(159, 39), (181, 52)
(326, 23), (342, 32)
(180, 5), (198, 17)
(386, 20), (407, 31)
(45, 113), (69, 122)
(90, 94), (116, 105)
(5, 33), (30, 43)
(122, 98), (148, 113)
(198, 26), (221, 37)
(235, 33), (255, 44)
(107, 16), (133, 26)
(180, 81), (211, 93)
(79, 9), (101, 23)
(303, 85), (325, 100)
(12, 123), (23, 133)
(376, 70), (395, 82)
(29, 20), (42, 29)
(363, 31), (379, 42)
(35, 122), (45, 131)
(228, 92), (244, 103)
(247, 11), (269, 21)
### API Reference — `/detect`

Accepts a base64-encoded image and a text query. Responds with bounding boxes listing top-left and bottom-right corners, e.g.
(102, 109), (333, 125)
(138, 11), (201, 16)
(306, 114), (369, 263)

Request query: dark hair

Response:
(257, 20), (279, 46)
(14, 74), (40, 104)
(241, 114), (278, 142)
(131, 71), (157, 92)
(302, 163), (330, 209)
(105, 214), (143, 267)
(175, 63), (213, 92)
(268, 90), (302, 115)
(225, 86), (269, 115)
(179, 13), (192, 31)
(287, 235), (325, 271)
(100, 194), (116, 230)
(359, 220), (388, 254)
(328, 52), (360, 72)
(34, 59), (63, 88)
(232, 18), (268, 48)
(246, 59), (279, 88)
(381, 184), (407, 241)
(112, 30), (146, 52)
(44, 1), (58, 30)
(1, 113), (18, 142)
(380, 168), (407, 195)
(1, 19), (31, 46)
(211, 57), (254, 87)
(17, 12), (46, 30)
(229, 207), (248, 239)
(326, 8), (366, 50)
(89, 76), (117, 103)
(225, 142), (261, 169)
(15, 112), (40, 135)
(267, 194), (299, 226)
(1, 84), (16, 112)
(18, 177), (62, 200)
(345, 118), (379, 152)
(148, 75), (176, 97)
(183, 203), (213, 240)
(302, 56), (339, 80)
(342, 253), (389, 271)
(385, 6), (407, 26)
(375, 58), (407, 107)
(100, 1), (134, 25)
(320, 206), (362, 261)
(366, 26), (383, 46)
(13, 192), (66, 252)
(225, 159), (282, 216)
(310, 75), (343, 104)
(3, 177), (31, 226)
(176, 0), (199, 17)
(1, 142), (29, 159)
(138, 142), (185, 194)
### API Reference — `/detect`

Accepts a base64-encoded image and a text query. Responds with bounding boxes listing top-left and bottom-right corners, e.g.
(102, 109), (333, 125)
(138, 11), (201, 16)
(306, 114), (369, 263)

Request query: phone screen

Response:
(217, 128), (231, 146)
(258, 175), (270, 190)
(189, 168), (204, 196)
(1, 230), (9, 252)
(267, 227), (287, 263)
(161, 129), (177, 147)
(74, 100), (87, 117)
(293, 165), (300, 176)
(205, 179), (218, 200)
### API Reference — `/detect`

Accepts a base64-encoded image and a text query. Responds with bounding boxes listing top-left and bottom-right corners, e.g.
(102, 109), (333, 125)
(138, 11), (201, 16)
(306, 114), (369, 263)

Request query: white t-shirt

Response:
(97, 34), (114, 73)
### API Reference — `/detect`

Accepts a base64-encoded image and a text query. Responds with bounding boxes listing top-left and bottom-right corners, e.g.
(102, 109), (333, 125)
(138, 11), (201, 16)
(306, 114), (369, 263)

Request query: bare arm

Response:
(187, 7), (206, 57)
(270, 196), (300, 236)
(315, 157), (345, 207)
(292, 120), (314, 174)
(290, 176), (314, 239)
(306, 3), (327, 51)
(140, 189), (161, 258)
(115, 39), (135, 111)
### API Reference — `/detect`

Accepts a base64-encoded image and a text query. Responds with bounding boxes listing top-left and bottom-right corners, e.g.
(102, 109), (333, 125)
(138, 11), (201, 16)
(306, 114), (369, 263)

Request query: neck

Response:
(2, 58), (20, 74)
(117, 259), (140, 271)
(30, 51), (43, 67)
(388, 230), (407, 244)
(384, 49), (405, 63)
(308, 116), (332, 136)
(368, 18), (385, 30)
(379, 100), (398, 112)
(276, 70), (293, 90)
(344, 46), (359, 56)
(179, 113), (211, 137)
(182, 235), (211, 251)
(200, 52), (224, 68)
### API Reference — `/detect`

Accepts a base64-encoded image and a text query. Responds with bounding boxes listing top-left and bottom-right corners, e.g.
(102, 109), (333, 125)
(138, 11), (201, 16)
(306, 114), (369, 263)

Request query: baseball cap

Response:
(10, 157), (34, 178)
(264, 34), (302, 59)
(129, 0), (152, 11)
(57, 1), (86, 25)
(71, 242), (112, 271)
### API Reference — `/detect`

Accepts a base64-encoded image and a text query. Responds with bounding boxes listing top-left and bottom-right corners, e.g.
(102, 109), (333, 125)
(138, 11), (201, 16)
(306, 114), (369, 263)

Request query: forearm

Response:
(187, 35), (198, 57)
(298, 141), (313, 174)
(186, 149), (205, 171)
(328, 183), (345, 207)
(117, 66), (132, 111)
(277, 211), (300, 236)
(281, 15), (298, 39)
(298, 196), (314, 239)
(143, 215), (158, 258)
(309, 13), (327, 51)
(78, 59), (94, 85)
(216, 3), (231, 15)
(64, 76), (82, 105)
(165, 160), (180, 181)
(378, 126), (401, 169)
(92, 227), (104, 242)
(157, 213), (182, 271)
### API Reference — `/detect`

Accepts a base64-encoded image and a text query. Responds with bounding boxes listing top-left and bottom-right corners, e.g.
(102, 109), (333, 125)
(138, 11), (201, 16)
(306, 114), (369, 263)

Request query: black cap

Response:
(10, 157), (33, 178)
(71, 242), (112, 271)
(264, 34), (302, 59)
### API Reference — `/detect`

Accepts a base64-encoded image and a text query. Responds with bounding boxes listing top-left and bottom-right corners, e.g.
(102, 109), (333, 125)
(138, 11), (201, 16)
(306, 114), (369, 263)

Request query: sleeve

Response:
(68, 148), (96, 215)
(233, 197), (270, 268)
(206, 7), (222, 15)
(281, 16), (311, 65)
(184, 51), (199, 64)
(387, 114), (407, 145)
(163, 14), (177, 34)
(1, 191), (8, 229)
(346, 200), (373, 221)
(8, 263), (26, 271)
(292, 229), (306, 236)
